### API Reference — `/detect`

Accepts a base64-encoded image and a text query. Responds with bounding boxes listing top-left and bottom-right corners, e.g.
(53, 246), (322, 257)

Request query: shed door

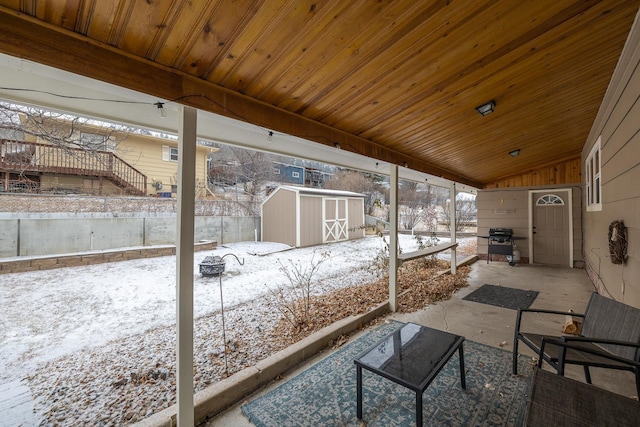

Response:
(532, 192), (570, 266)
(324, 198), (348, 243)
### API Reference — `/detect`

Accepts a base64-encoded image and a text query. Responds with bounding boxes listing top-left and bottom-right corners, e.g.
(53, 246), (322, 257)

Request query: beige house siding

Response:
(115, 133), (211, 197)
(261, 188), (296, 247)
(299, 196), (322, 247)
(476, 186), (582, 264)
(40, 175), (121, 195)
(582, 11), (640, 307)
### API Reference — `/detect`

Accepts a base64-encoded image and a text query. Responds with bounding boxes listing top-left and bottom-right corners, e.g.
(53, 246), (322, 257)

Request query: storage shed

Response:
(261, 186), (366, 247)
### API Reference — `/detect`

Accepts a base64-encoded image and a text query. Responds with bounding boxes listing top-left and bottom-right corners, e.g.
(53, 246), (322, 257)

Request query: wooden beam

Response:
(0, 7), (481, 188)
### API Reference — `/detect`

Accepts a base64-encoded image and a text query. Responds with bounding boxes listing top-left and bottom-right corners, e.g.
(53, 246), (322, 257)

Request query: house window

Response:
(536, 194), (564, 205)
(162, 145), (178, 162)
(292, 171), (300, 178)
(586, 137), (602, 211)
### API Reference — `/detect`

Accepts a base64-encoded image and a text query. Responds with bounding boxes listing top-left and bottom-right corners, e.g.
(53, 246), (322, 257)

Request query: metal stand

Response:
(217, 253), (244, 376)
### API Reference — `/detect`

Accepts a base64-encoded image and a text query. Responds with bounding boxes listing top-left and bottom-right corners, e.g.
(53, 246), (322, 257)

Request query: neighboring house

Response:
(272, 162), (304, 185)
(272, 161), (333, 187)
(0, 119), (212, 197)
(117, 133), (212, 197)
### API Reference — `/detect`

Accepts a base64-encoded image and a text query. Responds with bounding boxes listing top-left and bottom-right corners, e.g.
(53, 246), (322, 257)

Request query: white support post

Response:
(176, 106), (197, 426)
(389, 165), (399, 312)
(449, 182), (457, 275)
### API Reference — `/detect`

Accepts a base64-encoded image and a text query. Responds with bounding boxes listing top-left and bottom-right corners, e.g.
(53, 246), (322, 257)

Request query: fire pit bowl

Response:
(199, 255), (226, 277)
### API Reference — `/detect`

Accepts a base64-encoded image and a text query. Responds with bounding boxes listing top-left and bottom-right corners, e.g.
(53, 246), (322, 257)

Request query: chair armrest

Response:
(540, 337), (640, 374)
(562, 336), (640, 349)
(515, 308), (585, 333)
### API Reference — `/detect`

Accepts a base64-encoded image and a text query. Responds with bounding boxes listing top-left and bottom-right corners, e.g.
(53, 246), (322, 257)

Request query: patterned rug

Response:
(463, 284), (539, 310)
(242, 321), (534, 426)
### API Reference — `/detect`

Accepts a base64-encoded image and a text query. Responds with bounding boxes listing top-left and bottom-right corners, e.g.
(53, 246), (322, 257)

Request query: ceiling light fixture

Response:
(154, 102), (166, 118)
(475, 100), (496, 116)
(509, 149), (521, 157)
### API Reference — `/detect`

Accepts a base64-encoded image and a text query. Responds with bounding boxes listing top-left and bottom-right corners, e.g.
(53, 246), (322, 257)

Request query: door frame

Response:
(527, 188), (573, 267)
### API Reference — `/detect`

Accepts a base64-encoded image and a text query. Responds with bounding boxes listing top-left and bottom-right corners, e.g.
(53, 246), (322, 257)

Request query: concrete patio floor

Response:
(205, 260), (638, 426)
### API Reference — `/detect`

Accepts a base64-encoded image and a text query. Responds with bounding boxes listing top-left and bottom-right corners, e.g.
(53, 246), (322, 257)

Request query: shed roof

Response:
(262, 185), (365, 208)
(276, 185), (365, 198)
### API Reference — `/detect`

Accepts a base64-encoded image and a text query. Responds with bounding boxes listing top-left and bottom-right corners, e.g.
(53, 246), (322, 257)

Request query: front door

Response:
(532, 191), (571, 266)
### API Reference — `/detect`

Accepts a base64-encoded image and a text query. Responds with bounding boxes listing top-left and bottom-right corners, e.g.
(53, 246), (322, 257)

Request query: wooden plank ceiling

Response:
(0, 0), (637, 188)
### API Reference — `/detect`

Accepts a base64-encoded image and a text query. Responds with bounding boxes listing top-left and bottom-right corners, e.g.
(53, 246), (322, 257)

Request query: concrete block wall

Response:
(0, 216), (259, 257)
(0, 241), (216, 274)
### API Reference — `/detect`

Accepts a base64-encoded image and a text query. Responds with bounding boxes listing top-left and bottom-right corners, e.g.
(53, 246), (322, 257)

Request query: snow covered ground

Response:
(0, 234), (467, 384)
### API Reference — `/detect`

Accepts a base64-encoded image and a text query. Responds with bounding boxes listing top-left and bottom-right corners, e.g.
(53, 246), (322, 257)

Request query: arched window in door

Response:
(536, 194), (564, 205)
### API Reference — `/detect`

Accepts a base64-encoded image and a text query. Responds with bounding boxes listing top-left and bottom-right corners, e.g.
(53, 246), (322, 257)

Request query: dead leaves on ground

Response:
(271, 260), (470, 347)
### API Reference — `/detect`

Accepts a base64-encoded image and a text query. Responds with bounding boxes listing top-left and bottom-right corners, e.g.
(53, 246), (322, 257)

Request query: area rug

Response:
(463, 284), (539, 310)
(242, 321), (534, 427)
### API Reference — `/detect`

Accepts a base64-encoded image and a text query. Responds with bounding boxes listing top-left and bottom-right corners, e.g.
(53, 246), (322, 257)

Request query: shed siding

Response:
(262, 189), (296, 246)
(261, 186), (365, 248)
(348, 197), (366, 240)
(582, 13), (640, 307)
(299, 196), (322, 247)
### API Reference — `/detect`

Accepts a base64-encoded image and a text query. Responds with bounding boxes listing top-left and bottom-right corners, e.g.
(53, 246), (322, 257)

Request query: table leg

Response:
(459, 343), (466, 389)
(356, 366), (363, 419)
(416, 391), (423, 427)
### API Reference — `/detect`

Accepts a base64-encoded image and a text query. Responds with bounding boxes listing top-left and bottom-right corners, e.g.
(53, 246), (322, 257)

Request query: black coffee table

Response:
(354, 323), (465, 427)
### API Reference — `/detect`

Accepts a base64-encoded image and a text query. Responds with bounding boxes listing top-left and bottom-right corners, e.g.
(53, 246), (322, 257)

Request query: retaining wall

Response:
(0, 216), (259, 258)
(0, 240), (217, 274)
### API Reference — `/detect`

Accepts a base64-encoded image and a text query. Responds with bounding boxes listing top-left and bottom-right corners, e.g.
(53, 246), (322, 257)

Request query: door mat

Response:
(463, 284), (539, 310)
(242, 321), (534, 426)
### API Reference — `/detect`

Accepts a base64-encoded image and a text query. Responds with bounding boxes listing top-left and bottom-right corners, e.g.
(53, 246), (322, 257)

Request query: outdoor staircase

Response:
(0, 139), (146, 195)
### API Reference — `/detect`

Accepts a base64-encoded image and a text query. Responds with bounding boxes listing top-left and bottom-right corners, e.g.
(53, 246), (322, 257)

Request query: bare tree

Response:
(398, 181), (439, 231)
(0, 102), (137, 193)
(440, 193), (477, 232)
(323, 170), (384, 214)
(0, 102), (133, 154)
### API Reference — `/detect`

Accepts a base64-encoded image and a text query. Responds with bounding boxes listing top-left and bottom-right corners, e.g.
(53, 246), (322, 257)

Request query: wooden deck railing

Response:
(0, 140), (147, 195)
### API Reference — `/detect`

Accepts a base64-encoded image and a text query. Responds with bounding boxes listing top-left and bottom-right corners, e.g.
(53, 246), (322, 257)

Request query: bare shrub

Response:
(268, 251), (330, 330)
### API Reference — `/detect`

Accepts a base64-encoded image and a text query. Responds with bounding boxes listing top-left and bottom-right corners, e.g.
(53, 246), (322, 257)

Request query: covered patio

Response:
(208, 260), (638, 426)
(2, 1), (640, 425)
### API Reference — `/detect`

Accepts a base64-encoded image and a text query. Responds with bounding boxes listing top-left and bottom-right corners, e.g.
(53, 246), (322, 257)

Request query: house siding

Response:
(476, 186), (582, 264)
(115, 134), (210, 197)
(582, 10), (640, 307)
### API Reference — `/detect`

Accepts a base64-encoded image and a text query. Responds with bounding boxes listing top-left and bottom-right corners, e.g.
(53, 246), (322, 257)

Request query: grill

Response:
(480, 228), (522, 266)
